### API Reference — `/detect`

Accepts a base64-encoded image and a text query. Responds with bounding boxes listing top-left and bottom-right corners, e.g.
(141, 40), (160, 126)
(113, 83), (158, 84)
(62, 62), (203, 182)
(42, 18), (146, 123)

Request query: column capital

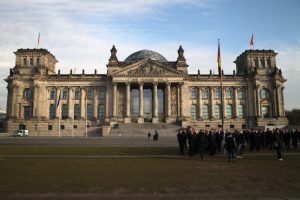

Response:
(166, 82), (171, 86)
(138, 81), (144, 86)
(125, 82), (131, 86)
(153, 81), (158, 86)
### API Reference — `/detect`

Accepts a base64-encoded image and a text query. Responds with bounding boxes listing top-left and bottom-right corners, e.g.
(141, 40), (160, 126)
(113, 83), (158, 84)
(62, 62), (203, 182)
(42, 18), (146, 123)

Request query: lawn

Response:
(0, 147), (299, 200)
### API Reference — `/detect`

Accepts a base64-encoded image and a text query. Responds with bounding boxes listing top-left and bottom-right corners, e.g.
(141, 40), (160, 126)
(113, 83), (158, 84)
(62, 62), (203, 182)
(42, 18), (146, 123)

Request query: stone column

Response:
(210, 87), (214, 119)
(68, 87), (73, 119)
(93, 87), (98, 119)
(80, 87), (85, 119)
(138, 82), (144, 123)
(165, 82), (171, 118)
(273, 86), (278, 117)
(233, 87), (238, 118)
(124, 82), (131, 123)
(11, 85), (19, 118)
(281, 87), (285, 117)
(6, 85), (13, 118)
(177, 85), (180, 119)
(56, 87), (61, 119)
(112, 83), (117, 118)
(33, 85), (39, 118)
(152, 82), (159, 123)
(256, 86), (261, 117)
(197, 87), (202, 119)
(179, 83), (184, 119)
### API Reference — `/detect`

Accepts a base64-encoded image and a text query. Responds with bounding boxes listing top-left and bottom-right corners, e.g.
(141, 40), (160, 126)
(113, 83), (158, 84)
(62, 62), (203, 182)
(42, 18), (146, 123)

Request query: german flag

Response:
(217, 39), (221, 79)
(250, 34), (254, 46)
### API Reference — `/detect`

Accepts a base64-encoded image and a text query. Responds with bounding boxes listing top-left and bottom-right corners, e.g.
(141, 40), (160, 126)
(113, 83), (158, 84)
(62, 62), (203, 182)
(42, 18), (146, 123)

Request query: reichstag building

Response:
(4, 46), (288, 136)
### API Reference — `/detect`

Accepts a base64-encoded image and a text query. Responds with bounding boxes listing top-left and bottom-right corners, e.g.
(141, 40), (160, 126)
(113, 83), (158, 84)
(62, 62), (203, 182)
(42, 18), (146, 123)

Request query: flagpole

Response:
(85, 100), (87, 139)
(218, 39), (225, 132)
(220, 74), (224, 133)
(85, 89), (87, 139)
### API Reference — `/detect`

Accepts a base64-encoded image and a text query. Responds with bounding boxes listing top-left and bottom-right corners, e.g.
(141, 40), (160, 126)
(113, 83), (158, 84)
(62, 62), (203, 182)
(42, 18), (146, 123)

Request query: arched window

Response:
(238, 89), (245, 99)
(190, 104), (197, 120)
(74, 104), (80, 120)
(98, 104), (105, 121)
(202, 104), (209, 119)
(87, 104), (93, 120)
(50, 89), (56, 99)
(49, 104), (56, 119)
(215, 88), (221, 99)
(202, 89), (209, 99)
(260, 89), (269, 99)
(238, 104), (244, 118)
(61, 104), (68, 119)
(24, 88), (33, 100)
(226, 88), (233, 99)
(62, 89), (68, 99)
(214, 104), (221, 119)
(190, 89), (197, 99)
(226, 104), (233, 119)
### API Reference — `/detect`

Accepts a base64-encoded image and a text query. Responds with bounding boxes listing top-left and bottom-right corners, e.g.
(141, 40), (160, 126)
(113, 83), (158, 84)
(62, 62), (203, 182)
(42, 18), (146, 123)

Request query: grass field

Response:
(0, 146), (300, 200)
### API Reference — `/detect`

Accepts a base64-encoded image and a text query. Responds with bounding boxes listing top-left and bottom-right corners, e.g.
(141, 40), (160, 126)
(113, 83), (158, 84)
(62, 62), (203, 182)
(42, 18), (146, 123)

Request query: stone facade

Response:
(3, 46), (288, 136)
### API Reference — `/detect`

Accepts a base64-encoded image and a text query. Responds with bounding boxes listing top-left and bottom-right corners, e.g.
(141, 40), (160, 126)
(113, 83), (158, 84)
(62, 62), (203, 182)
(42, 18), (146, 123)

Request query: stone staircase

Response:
(108, 123), (180, 138)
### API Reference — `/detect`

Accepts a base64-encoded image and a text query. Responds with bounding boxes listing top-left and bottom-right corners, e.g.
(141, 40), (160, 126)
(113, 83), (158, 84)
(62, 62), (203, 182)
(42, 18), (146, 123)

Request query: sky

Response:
(0, 0), (299, 112)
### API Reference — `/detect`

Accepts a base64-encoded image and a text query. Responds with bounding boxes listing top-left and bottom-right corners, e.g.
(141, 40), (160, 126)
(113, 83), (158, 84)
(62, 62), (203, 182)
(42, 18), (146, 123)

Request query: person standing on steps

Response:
(148, 132), (151, 141)
(153, 129), (158, 141)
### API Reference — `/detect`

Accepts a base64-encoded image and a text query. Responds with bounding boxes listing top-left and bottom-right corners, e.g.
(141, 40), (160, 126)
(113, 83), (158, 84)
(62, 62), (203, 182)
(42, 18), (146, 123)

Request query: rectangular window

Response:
(24, 89), (33, 100)
(99, 90), (105, 100)
(262, 106), (270, 118)
(36, 57), (40, 65)
(74, 90), (80, 100)
(61, 104), (68, 120)
(202, 105), (209, 119)
(214, 104), (221, 119)
(30, 58), (33, 65)
(61, 125), (65, 130)
(74, 104), (81, 119)
(87, 104), (93, 120)
(48, 125), (52, 130)
(24, 106), (31, 119)
(226, 104), (233, 119)
(73, 125), (77, 129)
(230, 124), (235, 129)
(87, 88), (93, 99)
(238, 104), (244, 118)
(23, 57), (27, 65)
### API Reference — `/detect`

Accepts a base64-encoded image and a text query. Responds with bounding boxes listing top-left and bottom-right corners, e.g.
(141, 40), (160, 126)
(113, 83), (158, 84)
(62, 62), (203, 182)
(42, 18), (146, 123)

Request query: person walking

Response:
(274, 136), (284, 161)
(177, 129), (186, 155)
(225, 133), (236, 162)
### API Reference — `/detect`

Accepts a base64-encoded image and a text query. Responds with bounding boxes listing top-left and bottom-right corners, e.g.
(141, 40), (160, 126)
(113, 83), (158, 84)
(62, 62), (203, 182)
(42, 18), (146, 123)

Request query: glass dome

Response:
(124, 49), (168, 62)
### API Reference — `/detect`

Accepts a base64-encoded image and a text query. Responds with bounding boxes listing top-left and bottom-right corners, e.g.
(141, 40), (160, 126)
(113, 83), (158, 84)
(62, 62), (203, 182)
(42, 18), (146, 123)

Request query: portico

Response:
(112, 80), (182, 124)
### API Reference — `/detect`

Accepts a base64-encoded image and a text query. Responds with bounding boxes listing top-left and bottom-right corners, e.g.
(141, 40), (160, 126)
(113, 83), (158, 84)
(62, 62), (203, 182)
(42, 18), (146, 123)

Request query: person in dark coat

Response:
(225, 133), (236, 162)
(197, 130), (207, 159)
(274, 135), (284, 161)
(177, 129), (186, 155)
(292, 129), (299, 149)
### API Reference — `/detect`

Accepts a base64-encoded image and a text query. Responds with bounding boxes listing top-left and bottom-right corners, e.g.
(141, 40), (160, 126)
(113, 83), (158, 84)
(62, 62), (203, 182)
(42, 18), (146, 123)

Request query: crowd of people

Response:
(177, 127), (300, 161)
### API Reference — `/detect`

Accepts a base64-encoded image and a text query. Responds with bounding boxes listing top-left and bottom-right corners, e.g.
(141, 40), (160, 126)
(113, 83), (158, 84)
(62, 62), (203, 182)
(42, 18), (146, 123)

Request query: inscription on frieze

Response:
(128, 63), (165, 75)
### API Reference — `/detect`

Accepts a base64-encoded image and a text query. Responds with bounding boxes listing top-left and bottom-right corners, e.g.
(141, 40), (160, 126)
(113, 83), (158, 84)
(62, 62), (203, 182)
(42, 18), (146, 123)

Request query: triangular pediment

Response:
(111, 60), (184, 77)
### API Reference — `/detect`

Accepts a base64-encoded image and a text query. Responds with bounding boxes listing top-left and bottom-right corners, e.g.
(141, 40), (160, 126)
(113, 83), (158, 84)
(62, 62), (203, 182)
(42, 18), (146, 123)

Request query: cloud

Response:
(0, 0), (299, 111)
